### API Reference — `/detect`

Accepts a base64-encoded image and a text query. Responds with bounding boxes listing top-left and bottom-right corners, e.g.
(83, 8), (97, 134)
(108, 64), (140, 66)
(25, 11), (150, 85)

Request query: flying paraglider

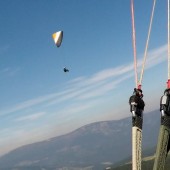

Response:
(52, 31), (69, 72)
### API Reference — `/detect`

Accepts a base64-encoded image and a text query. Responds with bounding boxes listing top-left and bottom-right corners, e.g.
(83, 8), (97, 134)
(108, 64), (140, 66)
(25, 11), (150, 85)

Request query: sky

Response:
(0, 0), (168, 155)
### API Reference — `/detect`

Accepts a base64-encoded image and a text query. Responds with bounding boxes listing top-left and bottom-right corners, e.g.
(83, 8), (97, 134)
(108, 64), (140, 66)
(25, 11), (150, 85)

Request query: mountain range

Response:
(0, 110), (161, 170)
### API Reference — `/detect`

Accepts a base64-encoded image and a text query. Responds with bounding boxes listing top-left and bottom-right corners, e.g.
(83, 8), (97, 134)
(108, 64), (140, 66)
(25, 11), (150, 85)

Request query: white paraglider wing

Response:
(52, 31), (63, 47)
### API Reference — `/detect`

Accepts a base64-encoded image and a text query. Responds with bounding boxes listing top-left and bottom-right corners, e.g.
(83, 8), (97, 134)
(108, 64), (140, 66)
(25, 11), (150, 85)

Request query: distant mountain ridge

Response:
(0, 110), (161, 170)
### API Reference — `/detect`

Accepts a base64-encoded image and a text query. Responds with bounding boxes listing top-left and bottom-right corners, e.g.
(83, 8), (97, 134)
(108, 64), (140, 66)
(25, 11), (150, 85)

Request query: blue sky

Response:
(0, 0), (168, 154)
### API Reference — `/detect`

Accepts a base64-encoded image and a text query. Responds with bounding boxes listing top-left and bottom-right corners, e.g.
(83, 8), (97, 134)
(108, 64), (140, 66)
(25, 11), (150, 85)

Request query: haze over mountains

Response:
(0, 110), (161, 170)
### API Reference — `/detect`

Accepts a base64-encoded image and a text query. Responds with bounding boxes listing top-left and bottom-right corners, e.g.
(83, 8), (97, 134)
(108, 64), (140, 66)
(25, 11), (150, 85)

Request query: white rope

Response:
(131, 0), (138, 88)
(168, 0), (170, 79)
(139, 0), (157, 85)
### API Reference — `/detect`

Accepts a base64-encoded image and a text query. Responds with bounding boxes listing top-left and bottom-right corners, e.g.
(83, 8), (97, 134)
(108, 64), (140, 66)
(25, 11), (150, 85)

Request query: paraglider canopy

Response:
(52, 31), (63, 47)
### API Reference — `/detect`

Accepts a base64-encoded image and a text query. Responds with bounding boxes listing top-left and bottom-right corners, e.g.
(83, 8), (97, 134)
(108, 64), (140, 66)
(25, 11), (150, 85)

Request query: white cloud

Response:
(0, 88), (74, 116)
(14, 112), (46, 122)
(77, 73), (133, 100)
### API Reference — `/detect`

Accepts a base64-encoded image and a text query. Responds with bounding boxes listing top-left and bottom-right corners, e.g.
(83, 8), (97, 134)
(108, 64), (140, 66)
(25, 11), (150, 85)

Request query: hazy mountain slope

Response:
(0, 110), (161, 169)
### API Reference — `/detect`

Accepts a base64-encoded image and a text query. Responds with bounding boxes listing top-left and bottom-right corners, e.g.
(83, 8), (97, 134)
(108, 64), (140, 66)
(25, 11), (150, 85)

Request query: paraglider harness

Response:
(63, 67), (69, 73)
(160, 89), (170, 117)
(129, 88), (145, 117)
(160, 88), (170, 155)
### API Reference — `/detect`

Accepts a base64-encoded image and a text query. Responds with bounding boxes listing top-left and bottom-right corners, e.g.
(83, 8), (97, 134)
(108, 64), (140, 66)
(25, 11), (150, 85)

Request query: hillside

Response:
(0, 110), (161, 170)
